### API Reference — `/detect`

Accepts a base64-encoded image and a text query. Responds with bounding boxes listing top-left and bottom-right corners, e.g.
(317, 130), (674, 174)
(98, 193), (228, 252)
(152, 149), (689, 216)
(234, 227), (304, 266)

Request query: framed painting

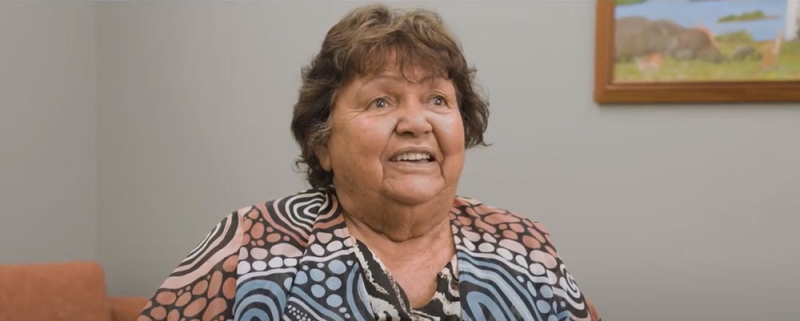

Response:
(594, 0), (800, 103)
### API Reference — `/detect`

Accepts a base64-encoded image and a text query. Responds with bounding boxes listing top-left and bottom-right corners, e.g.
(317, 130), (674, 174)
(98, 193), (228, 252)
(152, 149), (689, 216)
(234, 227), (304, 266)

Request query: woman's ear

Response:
(316, 145), (332, 171)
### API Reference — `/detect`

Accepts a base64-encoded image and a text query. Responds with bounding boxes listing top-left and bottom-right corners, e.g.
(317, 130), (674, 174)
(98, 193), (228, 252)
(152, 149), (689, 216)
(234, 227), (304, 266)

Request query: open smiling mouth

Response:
(388, 152), (436, 163)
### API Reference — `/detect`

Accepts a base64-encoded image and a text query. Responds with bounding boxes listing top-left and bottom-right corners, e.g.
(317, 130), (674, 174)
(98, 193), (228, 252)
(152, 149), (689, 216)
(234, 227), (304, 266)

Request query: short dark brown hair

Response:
(291, 4), (490, 188)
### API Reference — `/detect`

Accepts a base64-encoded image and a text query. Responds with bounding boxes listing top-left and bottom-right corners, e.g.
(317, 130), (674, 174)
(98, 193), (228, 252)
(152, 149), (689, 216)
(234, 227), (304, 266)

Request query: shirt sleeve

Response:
(136, 210), (247, 321)
(530, 220), (602, 321)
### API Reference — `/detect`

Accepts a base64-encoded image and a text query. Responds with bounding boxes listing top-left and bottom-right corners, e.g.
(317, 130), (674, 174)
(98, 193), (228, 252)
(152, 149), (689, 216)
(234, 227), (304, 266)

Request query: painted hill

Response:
(615, 0), (645, 6)
(718, 10), (780, 23)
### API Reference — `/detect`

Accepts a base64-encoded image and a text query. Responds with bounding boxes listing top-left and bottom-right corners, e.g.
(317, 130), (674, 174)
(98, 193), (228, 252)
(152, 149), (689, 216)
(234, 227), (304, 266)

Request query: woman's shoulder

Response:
(162, 188), (330, 274)
(232, 187), (331, 221)
(452, 195), (602, 321)
(452, 195), (556, 247)
(137, 188), (331, 321)
(219, 187), (332, 249)
(451, 195), (567, 281)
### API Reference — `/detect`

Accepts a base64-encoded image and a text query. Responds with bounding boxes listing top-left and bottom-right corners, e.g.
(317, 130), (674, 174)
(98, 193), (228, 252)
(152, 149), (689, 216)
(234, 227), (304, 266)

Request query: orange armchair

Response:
(0, 261), (148, 321)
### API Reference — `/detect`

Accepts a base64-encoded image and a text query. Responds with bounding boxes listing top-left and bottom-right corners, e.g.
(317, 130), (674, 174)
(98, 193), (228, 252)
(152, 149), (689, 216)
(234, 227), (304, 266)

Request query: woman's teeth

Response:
(390, 153), (432, 162)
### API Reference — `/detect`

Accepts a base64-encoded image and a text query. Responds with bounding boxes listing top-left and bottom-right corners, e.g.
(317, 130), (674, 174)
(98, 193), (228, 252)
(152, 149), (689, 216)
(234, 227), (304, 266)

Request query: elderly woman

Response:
(137, 4), (600, 321)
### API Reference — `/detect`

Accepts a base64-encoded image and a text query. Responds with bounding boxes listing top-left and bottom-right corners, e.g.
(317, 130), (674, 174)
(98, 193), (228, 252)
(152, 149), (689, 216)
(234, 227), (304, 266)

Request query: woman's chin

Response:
(380, 179), (447, 205)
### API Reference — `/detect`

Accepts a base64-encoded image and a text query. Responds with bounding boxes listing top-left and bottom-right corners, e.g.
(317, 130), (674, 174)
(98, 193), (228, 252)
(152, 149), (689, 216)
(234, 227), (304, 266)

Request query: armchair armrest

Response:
(109, 296), (148, 321)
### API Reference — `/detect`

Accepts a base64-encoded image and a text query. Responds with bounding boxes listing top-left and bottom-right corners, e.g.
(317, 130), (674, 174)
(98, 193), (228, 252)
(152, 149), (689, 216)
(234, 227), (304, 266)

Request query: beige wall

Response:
(0, 2), (98, 262)
(2, 2), (798, 321)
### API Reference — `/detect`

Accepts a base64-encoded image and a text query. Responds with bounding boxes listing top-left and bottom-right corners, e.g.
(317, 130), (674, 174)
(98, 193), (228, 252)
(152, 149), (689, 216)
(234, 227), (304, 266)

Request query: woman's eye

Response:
(369, 98), (389, 109)
(431, 95), (447, 106)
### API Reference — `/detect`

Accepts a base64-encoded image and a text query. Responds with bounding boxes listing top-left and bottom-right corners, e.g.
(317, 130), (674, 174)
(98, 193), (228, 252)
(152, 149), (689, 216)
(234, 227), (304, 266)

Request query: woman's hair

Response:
(291, 4), (490, 188)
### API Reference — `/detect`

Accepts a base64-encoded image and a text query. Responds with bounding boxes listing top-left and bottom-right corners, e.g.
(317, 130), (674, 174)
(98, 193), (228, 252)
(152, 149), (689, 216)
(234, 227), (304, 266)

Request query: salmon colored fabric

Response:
(110, 297), (150, 321)
(0, 261), (112, 321)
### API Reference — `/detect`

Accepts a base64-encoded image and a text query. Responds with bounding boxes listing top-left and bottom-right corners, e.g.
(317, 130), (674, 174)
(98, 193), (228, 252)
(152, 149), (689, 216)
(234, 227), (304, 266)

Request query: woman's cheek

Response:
(433, 113), (465, 153)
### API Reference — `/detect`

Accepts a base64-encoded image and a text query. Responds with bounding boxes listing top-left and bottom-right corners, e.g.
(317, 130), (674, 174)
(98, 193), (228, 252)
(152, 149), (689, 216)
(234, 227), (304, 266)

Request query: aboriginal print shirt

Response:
(136, 187), (601, 321)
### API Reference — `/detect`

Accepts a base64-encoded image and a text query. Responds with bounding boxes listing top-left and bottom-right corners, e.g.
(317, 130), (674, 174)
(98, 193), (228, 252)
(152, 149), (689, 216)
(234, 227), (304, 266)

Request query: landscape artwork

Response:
(613, 0), (800, 83)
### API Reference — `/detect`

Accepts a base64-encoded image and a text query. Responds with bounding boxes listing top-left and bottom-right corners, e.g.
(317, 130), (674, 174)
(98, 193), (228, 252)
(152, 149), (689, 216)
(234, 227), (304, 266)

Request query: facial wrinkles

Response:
(335, 75), (460, 185)
(379, 111), (455, 209)
(392, 83), (456, 171)
(329, 73), (465, 240)
(432, 115), (451, 184)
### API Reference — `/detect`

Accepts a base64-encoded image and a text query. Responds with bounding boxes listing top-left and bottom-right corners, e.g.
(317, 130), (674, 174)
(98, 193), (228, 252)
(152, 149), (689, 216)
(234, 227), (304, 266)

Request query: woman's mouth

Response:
(389, 152), (435, 163)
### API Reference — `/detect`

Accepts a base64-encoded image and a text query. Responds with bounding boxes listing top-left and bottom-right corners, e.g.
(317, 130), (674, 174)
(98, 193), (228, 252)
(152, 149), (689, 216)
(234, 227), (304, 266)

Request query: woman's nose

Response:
(394, 103), (432, 137)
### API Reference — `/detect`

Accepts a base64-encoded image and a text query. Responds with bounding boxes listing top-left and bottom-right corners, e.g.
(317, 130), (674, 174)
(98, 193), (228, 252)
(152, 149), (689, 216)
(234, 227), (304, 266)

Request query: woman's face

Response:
(317, 65), (465, 206)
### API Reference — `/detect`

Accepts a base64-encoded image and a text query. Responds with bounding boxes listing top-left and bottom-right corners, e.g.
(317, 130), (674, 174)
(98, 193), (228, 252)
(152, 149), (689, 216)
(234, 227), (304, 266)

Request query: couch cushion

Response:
(109, 296), (148, 321)
(0, 260), (112, 321)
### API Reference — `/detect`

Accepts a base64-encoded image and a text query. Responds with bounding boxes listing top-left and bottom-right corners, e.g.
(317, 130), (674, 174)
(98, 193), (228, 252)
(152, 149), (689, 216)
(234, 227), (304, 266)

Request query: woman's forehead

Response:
(365, 72), (446, 85)
(355, 65), (452, 86)
(352, 47), (449, 75)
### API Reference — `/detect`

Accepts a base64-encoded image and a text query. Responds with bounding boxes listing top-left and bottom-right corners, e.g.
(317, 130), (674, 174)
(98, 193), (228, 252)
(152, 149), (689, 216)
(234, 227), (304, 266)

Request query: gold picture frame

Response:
(594, 0), (800, 103)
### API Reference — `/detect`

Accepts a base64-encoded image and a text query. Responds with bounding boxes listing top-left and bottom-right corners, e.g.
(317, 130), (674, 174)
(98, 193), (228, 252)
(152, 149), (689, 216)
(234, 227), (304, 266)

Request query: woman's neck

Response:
(344, 209), (452, 257)
(337, 191), (456, 262)
(337, 190), (457, 307)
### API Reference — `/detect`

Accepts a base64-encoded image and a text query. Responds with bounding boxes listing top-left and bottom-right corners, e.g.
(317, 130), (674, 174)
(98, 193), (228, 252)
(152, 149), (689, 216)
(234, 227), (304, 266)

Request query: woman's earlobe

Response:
(316, 146), (332, 171)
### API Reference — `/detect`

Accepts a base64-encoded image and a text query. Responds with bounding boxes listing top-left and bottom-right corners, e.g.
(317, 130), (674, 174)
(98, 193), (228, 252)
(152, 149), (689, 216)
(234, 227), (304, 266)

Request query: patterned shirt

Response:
(136, 187), (601, 321)
(352, 238), (461, 321)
